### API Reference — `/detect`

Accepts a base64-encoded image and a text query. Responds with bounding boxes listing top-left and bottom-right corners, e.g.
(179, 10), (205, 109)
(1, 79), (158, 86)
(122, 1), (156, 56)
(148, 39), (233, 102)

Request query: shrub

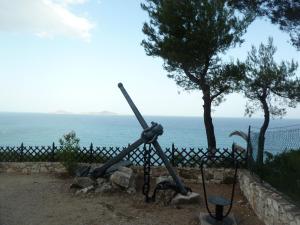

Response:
(58, 131), (80, 175)
(256, 149), (300, 205)
(172, 152), (184, 167)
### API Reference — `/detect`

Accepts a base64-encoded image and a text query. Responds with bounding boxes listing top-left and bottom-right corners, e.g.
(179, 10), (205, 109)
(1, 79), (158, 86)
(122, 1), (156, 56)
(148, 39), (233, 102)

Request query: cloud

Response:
(61, 0), (88, 5)
(0, 0), (94, 41)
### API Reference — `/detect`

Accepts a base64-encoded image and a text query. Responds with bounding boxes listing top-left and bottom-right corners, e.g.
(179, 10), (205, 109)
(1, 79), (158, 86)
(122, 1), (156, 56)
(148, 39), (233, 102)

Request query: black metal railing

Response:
(0, 143), (247, 167)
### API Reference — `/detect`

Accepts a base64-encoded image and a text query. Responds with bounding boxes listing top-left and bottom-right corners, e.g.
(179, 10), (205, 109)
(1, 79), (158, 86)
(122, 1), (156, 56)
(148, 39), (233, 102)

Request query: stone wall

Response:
(0, 162), (67, 174)
(133, 166), (235, 184)
(0, 162), (234, 184)
(239, 170), (300, 225)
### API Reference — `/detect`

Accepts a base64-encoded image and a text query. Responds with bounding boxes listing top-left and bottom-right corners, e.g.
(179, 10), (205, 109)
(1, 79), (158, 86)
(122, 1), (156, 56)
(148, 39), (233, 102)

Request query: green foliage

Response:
(242, 37), (299, 165)
(229, 0), (300, 50)
(141, 0), (251, 96)
(256, 149), (300, 205)
(243, 37), (299, 118)
(141, 0), (252, 150)
(172, 152), (184, 167)
(58, 131), (80, 175)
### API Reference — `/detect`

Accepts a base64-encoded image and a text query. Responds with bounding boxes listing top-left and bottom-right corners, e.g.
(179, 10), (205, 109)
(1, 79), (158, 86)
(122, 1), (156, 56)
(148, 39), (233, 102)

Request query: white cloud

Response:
(0, 0), (94, 41)
(62, 0), (88, 5)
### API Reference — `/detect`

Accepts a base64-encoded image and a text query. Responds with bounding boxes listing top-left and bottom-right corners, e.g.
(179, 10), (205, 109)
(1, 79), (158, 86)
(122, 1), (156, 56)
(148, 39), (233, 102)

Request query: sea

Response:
(0, 112), (299, 153)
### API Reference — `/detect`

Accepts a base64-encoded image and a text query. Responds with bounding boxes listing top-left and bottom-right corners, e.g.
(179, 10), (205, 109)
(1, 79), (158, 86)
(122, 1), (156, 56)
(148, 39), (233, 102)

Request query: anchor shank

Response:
(118, 83), (148, 130)
(152, 140), (188, 195)
(118, 82), (188, 195)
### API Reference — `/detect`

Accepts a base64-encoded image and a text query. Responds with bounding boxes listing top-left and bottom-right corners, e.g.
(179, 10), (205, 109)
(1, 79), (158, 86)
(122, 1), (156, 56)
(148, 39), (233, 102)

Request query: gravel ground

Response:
(0, 173), (264, 225)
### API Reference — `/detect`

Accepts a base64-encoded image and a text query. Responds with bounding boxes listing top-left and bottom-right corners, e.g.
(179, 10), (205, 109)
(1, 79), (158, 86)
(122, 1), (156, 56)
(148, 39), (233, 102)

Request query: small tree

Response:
(141, 0), (251, 152)
(242, 37), (299, 165)
(58, 131), (80, 175)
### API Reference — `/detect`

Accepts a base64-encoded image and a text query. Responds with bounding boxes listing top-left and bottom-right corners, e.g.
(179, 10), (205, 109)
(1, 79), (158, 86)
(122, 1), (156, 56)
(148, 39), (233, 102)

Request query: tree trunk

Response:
(257, 97), (270, 165)
(202, 89), (217, 154)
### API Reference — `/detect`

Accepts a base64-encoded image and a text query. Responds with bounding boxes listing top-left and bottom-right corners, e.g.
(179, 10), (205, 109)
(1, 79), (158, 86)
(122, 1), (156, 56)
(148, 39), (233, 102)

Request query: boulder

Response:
(96, 177), (107, 186)
(110, 167), (134, 189)
(126, 187), (136, 194)
(105, 160), (133, 175)
(154, 189), (177, 206)
(75, 185), (94, 195)
(70, 177), (96, 189)
(75, 165), (91, 177)
(95, 182), (114, 193)
(171, 192), (201, 205)
(156, 176), (173, 185)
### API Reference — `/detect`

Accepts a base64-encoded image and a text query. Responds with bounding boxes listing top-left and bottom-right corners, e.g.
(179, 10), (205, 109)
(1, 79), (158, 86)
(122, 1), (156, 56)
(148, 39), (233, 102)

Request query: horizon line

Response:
(0, 110), (300, 120)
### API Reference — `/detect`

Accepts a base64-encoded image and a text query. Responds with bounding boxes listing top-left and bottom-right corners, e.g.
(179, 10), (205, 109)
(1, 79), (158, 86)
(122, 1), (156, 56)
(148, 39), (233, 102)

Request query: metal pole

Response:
(118, 83), (148, 129)
(153, 141), (188, 195)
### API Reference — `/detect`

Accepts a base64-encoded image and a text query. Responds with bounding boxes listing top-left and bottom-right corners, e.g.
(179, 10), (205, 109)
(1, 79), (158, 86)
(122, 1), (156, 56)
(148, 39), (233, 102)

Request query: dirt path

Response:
(0, 173), (264, 225)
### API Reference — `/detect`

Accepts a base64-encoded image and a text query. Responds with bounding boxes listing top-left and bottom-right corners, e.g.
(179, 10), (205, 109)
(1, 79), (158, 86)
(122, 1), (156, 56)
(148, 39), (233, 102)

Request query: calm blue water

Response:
(0, 112), (299, 150)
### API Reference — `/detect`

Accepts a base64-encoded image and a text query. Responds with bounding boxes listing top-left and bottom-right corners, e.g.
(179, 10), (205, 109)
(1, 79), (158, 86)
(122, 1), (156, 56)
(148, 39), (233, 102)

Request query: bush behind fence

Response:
(0, 143), (247, 167)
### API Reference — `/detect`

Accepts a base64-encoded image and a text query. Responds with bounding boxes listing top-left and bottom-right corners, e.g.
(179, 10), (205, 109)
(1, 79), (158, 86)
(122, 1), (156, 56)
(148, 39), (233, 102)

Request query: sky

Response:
(0, 0), (299, 118)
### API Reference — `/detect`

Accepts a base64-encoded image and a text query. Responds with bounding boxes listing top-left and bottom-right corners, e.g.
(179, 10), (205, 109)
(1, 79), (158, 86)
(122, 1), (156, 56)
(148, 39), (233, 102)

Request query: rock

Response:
(54, 166), (67, 174)
(75, 185), (94, 195)
(179, 168), (198, 180)
(22, 168), (30, 174)
(89, 163), (104, 171)
(154, 189), (176, 206)
(96, 177), (107, 186)
(95, 182), (113, 193)
(39, 166), (49, 173)
(94, 169), (136, 194)
(105, 160), (133, 175)
(214, 170), (224, 181)
(118, 166), (133, 175)
(70, 177), (96, 189)
(237, 200), (245, 204)
(151, 167), (169, 177)
(110, 167), (134, 189)
(171, 192), (201, 205)
(126, 187), (136, 194)
(75, 165), (91, 177)
(156, 176), (173, 185)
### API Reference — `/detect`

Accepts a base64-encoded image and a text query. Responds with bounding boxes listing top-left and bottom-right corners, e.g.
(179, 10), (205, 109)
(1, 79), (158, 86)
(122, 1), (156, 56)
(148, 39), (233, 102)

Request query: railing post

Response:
(89, 143), (93, 163)
(171, 143), (175, 166)
(20, 142), (24, 162)
(126, 143), (130, 161)
(51, 142), (55, 162)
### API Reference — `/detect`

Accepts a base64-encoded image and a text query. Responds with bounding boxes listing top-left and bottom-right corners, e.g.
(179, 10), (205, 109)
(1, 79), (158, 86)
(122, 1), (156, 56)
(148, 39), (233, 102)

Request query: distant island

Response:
(53, 110), (118, 116)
